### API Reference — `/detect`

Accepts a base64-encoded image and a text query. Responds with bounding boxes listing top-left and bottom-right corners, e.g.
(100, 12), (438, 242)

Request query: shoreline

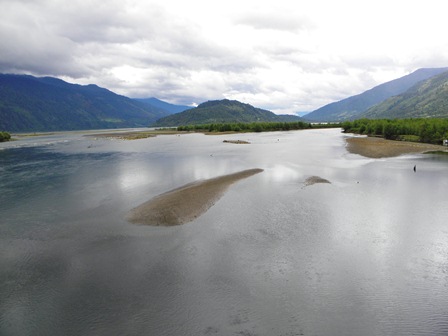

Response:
(87, 129), (186, 140)
(127, 168), (263, 226)
(87, 130), (239, 140)
(88, 127), (316, 140)
(345, 136), (447, 158)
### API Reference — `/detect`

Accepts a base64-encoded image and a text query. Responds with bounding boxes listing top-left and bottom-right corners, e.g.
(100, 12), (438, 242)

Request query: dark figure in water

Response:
(414, 165), (416, 172)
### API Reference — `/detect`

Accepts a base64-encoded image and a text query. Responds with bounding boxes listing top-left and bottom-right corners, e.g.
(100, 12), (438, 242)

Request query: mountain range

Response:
(305, 67), (448, 121)
(152, 99), (301, 127)
(0, 74), (186, 132)
(0, 74), (295, 132)
(2, 67), (448, 132)
(360, 70), (448, 119)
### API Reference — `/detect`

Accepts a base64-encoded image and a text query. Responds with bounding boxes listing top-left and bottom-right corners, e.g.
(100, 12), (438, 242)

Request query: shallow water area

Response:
(1, 128), (448, 336)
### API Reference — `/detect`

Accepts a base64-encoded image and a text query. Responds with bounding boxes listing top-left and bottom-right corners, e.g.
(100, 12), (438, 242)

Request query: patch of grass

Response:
(397, 134), (420, 142)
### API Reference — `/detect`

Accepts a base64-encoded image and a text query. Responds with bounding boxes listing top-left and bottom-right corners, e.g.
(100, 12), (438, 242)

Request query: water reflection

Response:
(263, 164), (303, 183)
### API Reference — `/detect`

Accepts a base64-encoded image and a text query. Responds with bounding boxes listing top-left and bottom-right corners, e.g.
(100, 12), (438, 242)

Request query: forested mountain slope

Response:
(361, 70), (448, 119)
(305, 68), (448, 121)
(0, 74), (169, 131)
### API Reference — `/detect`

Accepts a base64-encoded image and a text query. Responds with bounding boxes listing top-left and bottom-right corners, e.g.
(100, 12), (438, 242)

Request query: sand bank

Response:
(345, 136), (446, 158)
(303, 176), (331, 187)
(127, 168), (263, 226)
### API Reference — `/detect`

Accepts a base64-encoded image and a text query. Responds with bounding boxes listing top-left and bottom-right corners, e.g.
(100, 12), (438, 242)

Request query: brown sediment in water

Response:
(303, 176), (331, 187)
(126, 168), (263, 226)
(345, 136), (446, 158)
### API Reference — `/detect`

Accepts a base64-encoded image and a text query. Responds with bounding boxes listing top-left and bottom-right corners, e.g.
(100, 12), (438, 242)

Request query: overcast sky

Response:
(1, 0), (448, 114)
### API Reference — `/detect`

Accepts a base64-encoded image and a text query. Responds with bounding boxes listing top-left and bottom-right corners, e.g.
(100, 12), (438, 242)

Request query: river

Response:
(1, 128), (447, 335)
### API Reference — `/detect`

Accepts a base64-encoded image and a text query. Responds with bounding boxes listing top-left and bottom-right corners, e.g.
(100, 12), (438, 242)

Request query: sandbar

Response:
(223, 140), (250, 144)
(127, 168), (263, 226)
(88, 129), (183, 140)
(303, 176), (331, 187)
(345, 136), (446, 158)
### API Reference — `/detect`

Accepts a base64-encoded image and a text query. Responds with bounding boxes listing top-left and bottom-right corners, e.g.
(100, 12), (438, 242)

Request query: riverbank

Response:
(345, 136), (447, 158)
(127, 168), (263, 226)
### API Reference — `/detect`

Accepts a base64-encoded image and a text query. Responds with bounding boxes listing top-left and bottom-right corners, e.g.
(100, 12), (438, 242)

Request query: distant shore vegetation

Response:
(0, 131), (11, 142)
(342, 118), (448, 145)
(176, 121), (340, 133)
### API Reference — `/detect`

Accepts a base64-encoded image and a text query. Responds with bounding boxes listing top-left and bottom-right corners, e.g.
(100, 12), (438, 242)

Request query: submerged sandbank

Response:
(127, 168), (263, 226)
(303, 176), (331, 187)
(88, 129), (184, 140)
(345, 136), (446, 158)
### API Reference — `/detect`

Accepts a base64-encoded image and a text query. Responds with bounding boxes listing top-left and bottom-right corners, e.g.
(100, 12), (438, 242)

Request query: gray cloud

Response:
(0, 22), (84, 77)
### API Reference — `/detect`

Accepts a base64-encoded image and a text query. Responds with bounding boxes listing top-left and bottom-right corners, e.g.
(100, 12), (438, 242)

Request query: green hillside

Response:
(361, 71), (448, 119)
(152, 99), (301, 126)
(306, 67), (448, 121)
(0, 74), (169, 132)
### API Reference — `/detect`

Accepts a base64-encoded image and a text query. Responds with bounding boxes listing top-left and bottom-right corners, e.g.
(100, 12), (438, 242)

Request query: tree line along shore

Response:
(176, 121), (340, 133)
(176, 118), (448, 148)
(341, 118), (448, 145)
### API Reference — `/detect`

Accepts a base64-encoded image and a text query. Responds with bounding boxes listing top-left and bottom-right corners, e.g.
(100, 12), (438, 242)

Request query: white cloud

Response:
(1, 0), (448, 112)
(234, 8), (315, 33)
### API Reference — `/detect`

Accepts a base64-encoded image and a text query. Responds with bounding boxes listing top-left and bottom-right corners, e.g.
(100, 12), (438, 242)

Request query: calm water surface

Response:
(1, 129), (448, 336)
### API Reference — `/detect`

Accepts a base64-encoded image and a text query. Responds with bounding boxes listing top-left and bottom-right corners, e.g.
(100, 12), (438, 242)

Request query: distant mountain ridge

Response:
(0, 74), (173, 132)
(135, 97), (190, 114)
(360, 70), (448, 119)
(306, 67), (448, 121)
(152, 99), (302, 126)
